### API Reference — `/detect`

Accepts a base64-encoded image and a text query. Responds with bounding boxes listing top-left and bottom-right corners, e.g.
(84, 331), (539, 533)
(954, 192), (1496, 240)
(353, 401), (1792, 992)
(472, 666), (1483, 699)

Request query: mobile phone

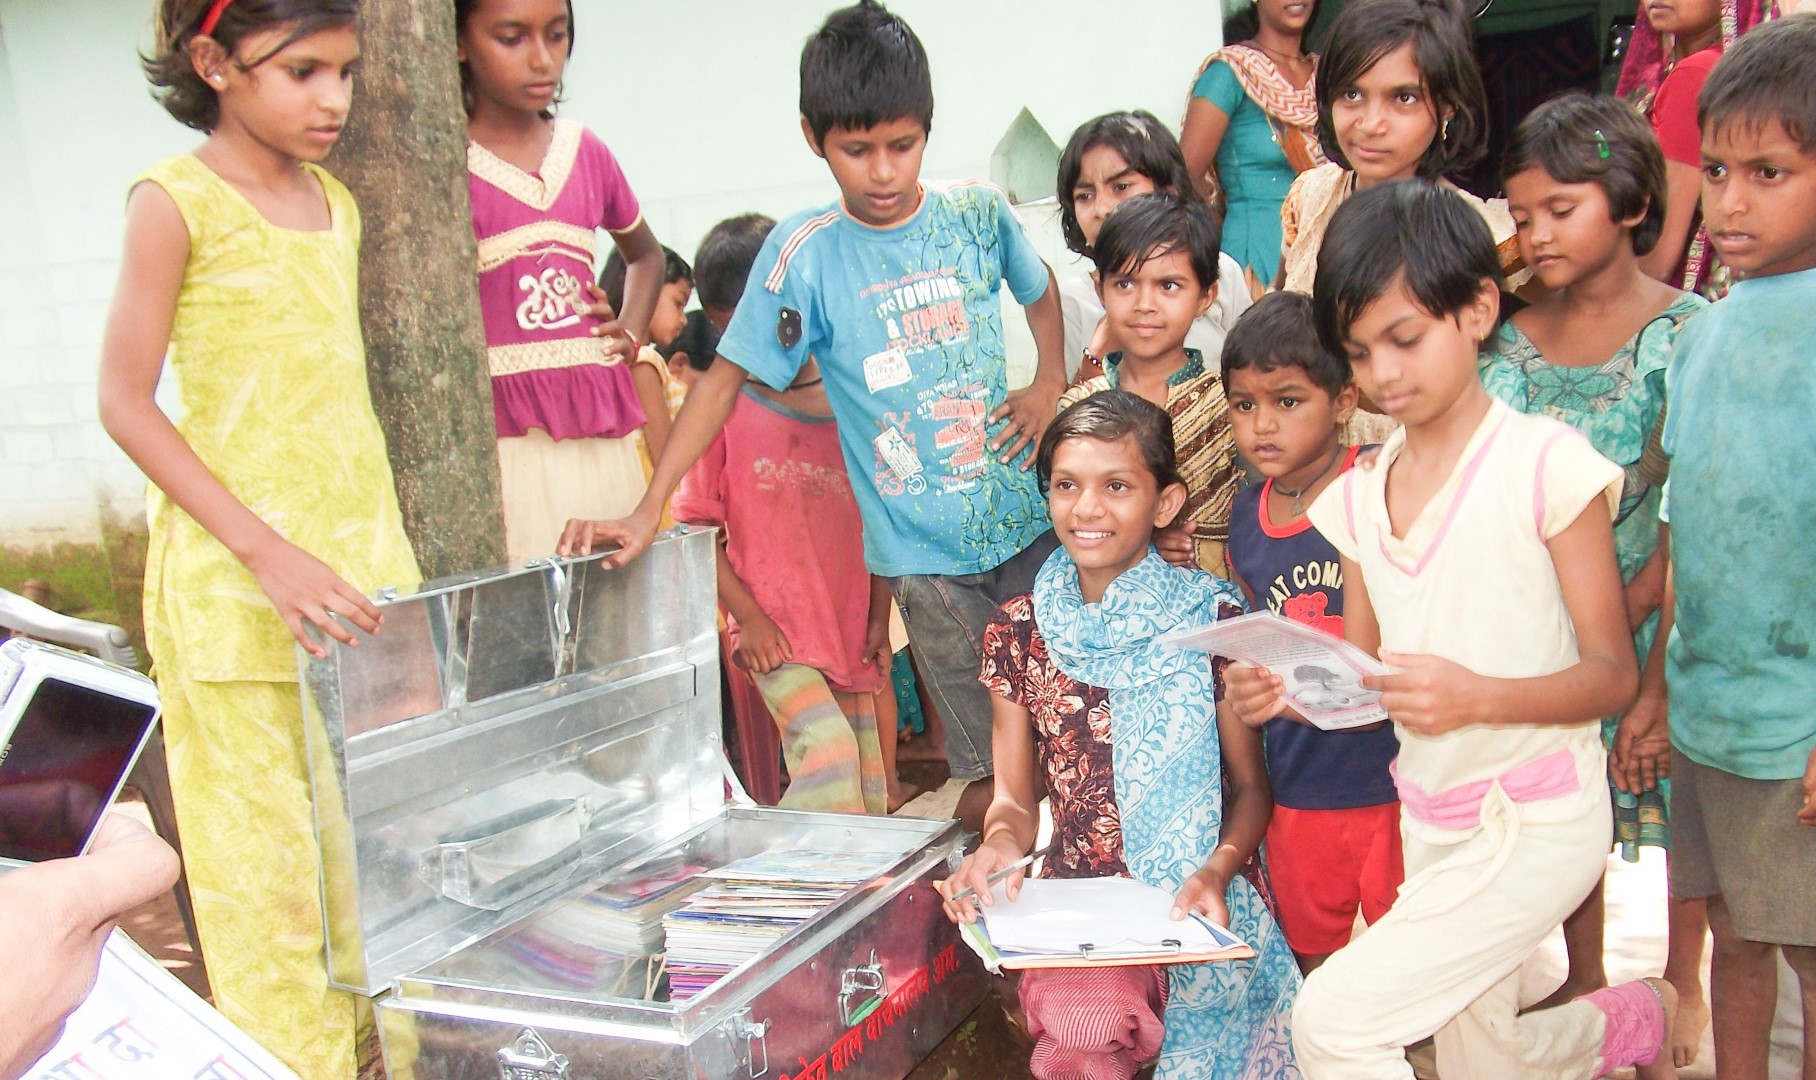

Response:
(0, 638), (161, 864)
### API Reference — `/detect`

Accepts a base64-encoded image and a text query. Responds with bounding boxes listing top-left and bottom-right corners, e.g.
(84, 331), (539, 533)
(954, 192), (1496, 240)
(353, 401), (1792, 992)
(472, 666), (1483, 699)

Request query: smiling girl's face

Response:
(1330, 43), (1442, 187)
(1071, 145), (1163, 247)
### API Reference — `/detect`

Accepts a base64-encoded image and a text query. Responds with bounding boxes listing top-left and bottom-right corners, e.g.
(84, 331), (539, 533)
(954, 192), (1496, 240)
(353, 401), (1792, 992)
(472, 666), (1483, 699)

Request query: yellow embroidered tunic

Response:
(135, 155), (419, 1079)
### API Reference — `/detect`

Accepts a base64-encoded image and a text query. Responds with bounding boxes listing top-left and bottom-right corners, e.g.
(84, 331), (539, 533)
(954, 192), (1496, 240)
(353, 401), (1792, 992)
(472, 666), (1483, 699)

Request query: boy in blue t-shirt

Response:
(1657, 19), (1816, 1073)
(561, 0), (1067, 830)
(1220, 293), (1403, 972)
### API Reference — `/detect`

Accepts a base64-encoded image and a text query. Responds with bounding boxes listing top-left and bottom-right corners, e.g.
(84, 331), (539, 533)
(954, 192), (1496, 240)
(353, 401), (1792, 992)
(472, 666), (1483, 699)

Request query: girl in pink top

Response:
(458, 0), (669, 561)
(671, 359), (891, 815)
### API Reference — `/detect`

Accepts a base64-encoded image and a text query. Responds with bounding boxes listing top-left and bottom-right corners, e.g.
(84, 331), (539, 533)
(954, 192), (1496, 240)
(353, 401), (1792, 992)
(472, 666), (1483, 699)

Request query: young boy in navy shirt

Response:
(561, 0), (1067, 831)
(1221, 292), (1403, 970)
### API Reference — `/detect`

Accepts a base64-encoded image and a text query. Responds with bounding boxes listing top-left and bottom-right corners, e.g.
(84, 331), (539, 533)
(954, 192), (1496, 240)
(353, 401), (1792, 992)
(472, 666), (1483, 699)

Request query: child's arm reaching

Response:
(864, 576), (894, 676)
(1363, 499), (1638, 735)
(1173, 694), (1274, 927)
(935, 693), (1041, 923)
(97, 183), (382, 658)
(557, 354), (747, 564)
(989, 265), (1066, 469)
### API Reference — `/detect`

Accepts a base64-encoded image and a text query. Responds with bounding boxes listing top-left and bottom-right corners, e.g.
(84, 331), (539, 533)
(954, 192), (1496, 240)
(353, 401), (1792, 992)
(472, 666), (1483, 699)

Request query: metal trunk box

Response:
(300, 531), (987, 1080)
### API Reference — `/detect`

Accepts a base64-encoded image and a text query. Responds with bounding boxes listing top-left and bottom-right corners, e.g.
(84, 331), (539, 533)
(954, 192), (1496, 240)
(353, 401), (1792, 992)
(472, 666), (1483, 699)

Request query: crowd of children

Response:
(96, 0), (1816, 1076)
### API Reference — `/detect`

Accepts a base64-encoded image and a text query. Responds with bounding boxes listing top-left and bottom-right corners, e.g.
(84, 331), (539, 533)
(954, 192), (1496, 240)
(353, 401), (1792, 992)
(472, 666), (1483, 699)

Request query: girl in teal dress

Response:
(1180, 0), (1325, 291)
(1479, 93), (1710, 1068)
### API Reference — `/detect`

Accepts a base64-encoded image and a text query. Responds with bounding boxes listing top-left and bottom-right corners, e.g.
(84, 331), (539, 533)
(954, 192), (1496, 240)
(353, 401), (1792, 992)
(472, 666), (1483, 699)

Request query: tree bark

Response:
(330, 0), (505, 580)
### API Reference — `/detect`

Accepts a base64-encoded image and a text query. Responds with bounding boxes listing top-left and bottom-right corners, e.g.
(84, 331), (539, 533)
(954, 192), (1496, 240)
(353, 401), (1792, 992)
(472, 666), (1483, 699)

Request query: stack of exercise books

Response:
(662, 847), (899, 1000)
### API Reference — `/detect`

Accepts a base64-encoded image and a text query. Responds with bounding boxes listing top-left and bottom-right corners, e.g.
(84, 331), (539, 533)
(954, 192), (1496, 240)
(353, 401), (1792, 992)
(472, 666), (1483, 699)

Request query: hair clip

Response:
(1593, 129), (1611, 160)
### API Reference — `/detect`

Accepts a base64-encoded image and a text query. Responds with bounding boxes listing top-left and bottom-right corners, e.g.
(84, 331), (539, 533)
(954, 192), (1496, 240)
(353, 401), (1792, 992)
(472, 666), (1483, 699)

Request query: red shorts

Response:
(1265, 801), (1405, 956)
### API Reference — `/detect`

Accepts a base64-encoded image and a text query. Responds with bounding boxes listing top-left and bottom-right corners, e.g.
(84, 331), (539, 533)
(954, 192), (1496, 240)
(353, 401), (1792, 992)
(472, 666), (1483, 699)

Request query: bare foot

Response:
(1636, 977), (1679, 1080)
(886, 782), (923, 814)
(1527, 972), (1608, 1012)
(1670, 991), (1708, 1069)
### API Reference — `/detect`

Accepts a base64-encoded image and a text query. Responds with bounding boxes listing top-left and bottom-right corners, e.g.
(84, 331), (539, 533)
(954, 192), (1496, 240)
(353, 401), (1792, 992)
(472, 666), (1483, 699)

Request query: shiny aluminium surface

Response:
(302, 531), (730, 996)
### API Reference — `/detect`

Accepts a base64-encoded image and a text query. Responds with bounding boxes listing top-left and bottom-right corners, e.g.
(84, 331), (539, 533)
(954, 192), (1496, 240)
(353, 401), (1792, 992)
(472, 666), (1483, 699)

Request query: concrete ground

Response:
(115, 768), (1803, 1080)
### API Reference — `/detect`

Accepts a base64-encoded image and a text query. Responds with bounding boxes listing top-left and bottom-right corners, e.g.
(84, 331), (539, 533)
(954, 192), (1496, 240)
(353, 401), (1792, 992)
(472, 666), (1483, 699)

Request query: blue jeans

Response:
(889, 531), (1060, 781)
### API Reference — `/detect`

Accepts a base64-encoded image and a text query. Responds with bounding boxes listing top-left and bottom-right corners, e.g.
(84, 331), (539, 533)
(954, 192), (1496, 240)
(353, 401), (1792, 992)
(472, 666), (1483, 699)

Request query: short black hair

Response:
(1315, 0), (1488, 180)
(1090, 194), (1223, 293)
(1222, 291), (1351, 397)
(598, 246), (692, 312)
(799, 0), (933, 145)
(1312, 180), (1502, 356)
(1505, 92), (1668, 256)
(1699, 15), (1816, 156)
(693, 214), (776, 314)
(659, 309), (721, 373)
(1037, 391), (1181, 494)
(144, 0), (359, 131)
(1055, 111), (1199, 257)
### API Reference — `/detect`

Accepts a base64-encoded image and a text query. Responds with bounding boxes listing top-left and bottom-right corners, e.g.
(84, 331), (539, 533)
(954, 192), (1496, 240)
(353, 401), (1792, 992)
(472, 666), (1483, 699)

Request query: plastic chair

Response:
(0, 587), (201, 957)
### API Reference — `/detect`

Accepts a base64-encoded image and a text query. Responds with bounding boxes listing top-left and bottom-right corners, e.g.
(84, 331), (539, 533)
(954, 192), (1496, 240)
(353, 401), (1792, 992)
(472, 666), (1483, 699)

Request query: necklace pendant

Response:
(1291, 495), (1305, 515)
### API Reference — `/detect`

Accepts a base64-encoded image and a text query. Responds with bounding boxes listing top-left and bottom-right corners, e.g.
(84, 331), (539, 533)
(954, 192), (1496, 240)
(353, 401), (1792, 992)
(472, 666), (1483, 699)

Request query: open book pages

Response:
(962, 876), (1253, 972)
(1160, 610), (1392, 730)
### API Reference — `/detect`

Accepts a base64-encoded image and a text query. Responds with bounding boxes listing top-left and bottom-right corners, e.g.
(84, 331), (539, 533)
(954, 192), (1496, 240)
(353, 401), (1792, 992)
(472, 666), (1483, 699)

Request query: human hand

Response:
(1800, 747), (1816, 827)
(242, 535), (382, 658)
(1610, 692), (1671, 794)
(1223, 662), (1290, 728)
(556, 508), (657, 566)
(934, 838), (1027, 924)
(1365, 651), (1485, 736)
(1154, 521), (1196, 567)
(732, 613), (792, 676)
(0, 814), (178, 1080)
(1170, 868), (1231, 928)
(863, 615), (892, 677)
(989, 377), (1063, 470)
(580, 282), (637, 365)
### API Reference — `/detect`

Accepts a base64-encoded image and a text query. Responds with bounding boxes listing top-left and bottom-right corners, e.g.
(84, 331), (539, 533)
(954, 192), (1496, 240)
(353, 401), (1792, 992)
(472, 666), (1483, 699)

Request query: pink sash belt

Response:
(1391, 749), (1580, 830)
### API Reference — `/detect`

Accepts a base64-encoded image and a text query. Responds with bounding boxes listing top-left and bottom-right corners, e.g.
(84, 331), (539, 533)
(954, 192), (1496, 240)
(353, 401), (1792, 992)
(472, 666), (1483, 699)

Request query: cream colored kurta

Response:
(1292, 398), (1630, 1079)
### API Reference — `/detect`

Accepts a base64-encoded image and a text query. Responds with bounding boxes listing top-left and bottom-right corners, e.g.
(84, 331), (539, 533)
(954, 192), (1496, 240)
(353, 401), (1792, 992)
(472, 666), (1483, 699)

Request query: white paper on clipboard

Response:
(1160, 611), (1393, 730)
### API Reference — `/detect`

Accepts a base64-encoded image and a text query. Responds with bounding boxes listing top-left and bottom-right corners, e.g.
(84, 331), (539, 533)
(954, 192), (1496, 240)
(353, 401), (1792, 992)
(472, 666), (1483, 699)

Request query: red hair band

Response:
(198, 0), (235, 36)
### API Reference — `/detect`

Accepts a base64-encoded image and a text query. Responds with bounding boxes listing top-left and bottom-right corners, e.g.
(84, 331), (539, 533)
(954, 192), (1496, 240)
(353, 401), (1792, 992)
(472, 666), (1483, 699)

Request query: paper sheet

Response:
(978, 877), (1248, 962)
(1161, 610), (1392, 730)
(30, 930), (299, 1080)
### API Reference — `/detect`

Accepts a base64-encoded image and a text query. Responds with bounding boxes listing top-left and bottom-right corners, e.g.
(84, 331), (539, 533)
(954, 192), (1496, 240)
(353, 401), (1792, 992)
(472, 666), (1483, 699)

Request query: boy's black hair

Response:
(1315, 0), (1488, 180)
(1312, 180), (1502, 356)
(1091, 194), (1223, 294)
(144, 0), (359, 131)
(1505, 92), (1668, 256)
(1055, 111), (1199, 257)
(1221, 291), (1352, 397)
(454, 0), (577, 117)
(1037, 391), (1182, 494)
(694, 214), (777, 313)
(1699, 16), (1816, 155)
(598, 246), (692, 312)
(799, 0), (934, 145)
(659, 310), (721, 373)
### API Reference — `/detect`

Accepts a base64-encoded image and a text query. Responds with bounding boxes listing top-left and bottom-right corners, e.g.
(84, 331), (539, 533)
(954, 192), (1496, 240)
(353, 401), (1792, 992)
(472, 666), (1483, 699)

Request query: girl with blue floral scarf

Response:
(937, 392), (1302, 1080)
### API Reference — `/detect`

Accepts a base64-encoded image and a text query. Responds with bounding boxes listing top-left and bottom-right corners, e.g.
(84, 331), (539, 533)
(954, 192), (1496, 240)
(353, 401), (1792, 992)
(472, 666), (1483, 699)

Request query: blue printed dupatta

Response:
(1033, 548), (1302, 1080)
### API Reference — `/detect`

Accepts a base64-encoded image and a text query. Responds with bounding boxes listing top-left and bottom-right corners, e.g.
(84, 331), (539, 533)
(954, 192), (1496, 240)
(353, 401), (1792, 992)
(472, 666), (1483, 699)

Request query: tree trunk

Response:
(330, 0), (505, 580)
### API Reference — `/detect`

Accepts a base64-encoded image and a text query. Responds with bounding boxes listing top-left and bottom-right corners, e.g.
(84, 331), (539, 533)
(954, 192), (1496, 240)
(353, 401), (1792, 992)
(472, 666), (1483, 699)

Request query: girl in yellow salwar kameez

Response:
(99, 3), (420, 1076)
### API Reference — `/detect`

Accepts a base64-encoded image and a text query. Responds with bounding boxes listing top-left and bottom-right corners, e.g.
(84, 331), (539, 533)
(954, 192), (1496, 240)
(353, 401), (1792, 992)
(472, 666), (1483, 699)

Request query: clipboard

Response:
(959, 877), (1255, 972)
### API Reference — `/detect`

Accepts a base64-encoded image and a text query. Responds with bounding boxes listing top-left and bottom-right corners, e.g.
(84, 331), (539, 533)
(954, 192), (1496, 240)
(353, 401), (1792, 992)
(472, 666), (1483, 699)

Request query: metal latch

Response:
(496, 1028), (569, 1080)
(733, 1007), (770, 1078)
(837, 950), (887, 1027)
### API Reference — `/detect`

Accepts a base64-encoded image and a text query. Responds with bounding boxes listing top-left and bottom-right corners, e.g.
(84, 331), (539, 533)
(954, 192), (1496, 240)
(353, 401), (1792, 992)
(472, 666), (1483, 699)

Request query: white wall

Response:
(0, 0), (1220, 548)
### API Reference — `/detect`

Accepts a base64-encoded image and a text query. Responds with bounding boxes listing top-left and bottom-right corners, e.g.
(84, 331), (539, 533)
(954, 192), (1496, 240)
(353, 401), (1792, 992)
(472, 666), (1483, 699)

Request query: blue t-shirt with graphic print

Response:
(717, 181), (1051, 578)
